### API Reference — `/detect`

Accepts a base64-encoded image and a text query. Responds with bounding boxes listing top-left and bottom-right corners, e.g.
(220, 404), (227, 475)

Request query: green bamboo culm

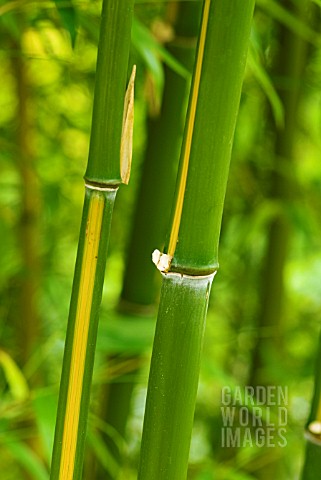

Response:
(50, 1), (134, 479)
(138, 1), (255, 479)
(302, 332), (321, 479)
(249, 0), (309, 390)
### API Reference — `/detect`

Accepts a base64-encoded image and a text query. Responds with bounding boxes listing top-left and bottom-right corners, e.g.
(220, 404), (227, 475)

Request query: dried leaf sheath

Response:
(121, 65), (136, 185)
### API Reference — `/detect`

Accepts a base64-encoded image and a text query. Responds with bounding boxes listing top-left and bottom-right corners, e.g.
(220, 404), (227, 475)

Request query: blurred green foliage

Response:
(0, 1), (321, 479)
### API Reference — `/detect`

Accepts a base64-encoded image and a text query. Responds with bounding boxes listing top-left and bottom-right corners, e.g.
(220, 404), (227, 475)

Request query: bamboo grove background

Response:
(1, 0), (321, 479)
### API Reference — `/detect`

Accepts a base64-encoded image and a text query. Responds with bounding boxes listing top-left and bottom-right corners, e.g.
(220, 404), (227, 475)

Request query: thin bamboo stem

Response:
(11, 24), (42, 480)
(50, 0), (134, 477)
(242, 3), (309, 478)
(249, 0), (309, 385)
(12, 34), (40, 368)
(51, 188), (117, 480)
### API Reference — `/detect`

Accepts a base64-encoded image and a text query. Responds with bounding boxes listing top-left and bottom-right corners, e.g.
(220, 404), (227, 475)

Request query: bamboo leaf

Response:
(132, 18), (190, 80)
(97, 315), (156, 354)
(0, 349), (29, 401)
(4, 437), (49, 480)
(53, 0), (77, 48)
(33, 390), (58, 462)
(256, 0), (320, 46)
(247, 45), (284, 128)
(87, 430), (119, 479)
(131, 16), (191, 111)
(132, 18), (164, 106)
(0, 11), (20, 40)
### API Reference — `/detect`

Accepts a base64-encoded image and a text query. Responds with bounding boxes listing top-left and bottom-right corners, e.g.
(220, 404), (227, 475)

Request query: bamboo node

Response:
(152, 249), (173, 272)
(162, 271), (216, 281)
(85, 183), (118, 192)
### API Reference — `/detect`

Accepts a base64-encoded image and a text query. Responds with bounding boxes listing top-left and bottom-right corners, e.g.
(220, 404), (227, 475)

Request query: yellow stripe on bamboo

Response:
(59, 192), (104, 480)
(167, 0), (211, 257)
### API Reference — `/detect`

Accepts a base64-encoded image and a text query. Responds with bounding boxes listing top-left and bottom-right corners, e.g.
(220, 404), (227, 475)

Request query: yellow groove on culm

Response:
(167, 0), (211, 257)
(59, 192), (104, 480)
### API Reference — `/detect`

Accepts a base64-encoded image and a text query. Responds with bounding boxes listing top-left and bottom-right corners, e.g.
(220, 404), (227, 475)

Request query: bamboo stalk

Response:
(138, 1), (255, 479)
(50, 1), (134, 478)
(300, 4), (321, 476)
(245, 3), (309, 476)
(11, 25), (42, 480)
(249, 0), (309, 390)
(12, 32), (40, 370)
(302, 332), (321, 479)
